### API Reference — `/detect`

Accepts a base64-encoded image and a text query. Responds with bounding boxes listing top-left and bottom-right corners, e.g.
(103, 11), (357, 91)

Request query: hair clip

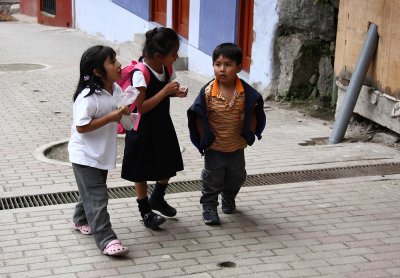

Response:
(83, 75), (90, 81)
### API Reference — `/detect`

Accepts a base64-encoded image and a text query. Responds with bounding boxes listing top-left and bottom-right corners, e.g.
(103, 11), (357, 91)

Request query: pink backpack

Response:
(117, 60), (173, 134)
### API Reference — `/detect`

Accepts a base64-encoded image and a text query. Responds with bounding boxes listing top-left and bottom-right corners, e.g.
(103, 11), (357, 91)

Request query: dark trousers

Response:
(200, 149), (246, 210)
(72, 163), (117, 250)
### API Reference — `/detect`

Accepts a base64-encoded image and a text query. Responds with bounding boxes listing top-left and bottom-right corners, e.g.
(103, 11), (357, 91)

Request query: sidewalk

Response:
(0, 15), (400, 277)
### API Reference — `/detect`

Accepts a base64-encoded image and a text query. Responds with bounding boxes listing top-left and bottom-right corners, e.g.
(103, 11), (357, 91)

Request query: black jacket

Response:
(187, 78), (266, 154)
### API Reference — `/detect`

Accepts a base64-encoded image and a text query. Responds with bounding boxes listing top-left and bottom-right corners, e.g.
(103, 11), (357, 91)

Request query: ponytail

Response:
(142, 27), (179, 58)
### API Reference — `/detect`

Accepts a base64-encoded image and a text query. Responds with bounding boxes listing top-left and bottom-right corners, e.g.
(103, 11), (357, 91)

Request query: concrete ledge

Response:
(173, 56), (188, 71)
(10, 3), (19, 13)
(336, 80), (400, 134)
(0, 0), (19, 5)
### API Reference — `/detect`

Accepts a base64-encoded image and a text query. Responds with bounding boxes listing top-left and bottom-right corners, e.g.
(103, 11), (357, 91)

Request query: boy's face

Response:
(213, 55), (242, 85)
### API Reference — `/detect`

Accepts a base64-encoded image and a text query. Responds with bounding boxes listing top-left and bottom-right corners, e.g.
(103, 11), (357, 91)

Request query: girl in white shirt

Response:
(68, 45), (130, 256)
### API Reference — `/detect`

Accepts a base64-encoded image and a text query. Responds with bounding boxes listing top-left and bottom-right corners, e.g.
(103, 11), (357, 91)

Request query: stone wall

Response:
(266, 0), (338, 104)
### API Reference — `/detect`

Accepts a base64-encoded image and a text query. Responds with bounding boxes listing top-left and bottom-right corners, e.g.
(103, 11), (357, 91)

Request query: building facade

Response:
(72, 0), (278, 96)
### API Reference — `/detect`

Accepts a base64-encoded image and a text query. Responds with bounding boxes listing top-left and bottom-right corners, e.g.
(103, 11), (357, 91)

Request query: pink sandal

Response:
(102, 239), (129, 256)
(72, 223), (92, 235)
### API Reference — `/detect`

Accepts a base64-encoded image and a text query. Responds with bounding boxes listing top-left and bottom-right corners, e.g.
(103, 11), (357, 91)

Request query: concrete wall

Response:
(249, 0), (278, 92)
(112, 0), (150, 20)
(74, 0), (153, 43)
(19, 0), (72, 27)
(20, 0), (36, 17)
(187, 0), (279, 90)
(37, 0), (72, 28)
(73, 0), (279, 94)
(198, 0), (237, 56)
(336, 82), (400, 134)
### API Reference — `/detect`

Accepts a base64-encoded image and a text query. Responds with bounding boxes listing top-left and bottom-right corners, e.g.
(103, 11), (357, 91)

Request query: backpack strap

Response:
(166, 64), (173, 79)
(125, 62), (173, 133)
(132, 62), (150, 85)
(132, 61), (173, 84)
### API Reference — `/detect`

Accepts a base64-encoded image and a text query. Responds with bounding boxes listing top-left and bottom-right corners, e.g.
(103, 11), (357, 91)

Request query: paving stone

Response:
(1, 14), (400, 278)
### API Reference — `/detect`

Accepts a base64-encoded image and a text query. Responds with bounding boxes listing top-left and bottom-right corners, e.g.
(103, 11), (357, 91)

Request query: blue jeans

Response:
(200, 149), (246, 210)
(72, 163), (117, 250)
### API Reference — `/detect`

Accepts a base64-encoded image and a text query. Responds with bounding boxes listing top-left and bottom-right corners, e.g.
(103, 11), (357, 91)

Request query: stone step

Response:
(0, 1), (18, 14)
(0, 0), (19, 4)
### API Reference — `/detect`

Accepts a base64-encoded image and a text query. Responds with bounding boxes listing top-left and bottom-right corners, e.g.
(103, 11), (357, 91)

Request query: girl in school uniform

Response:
(121, 27), (187, 229)
(69, 45), (130, 256)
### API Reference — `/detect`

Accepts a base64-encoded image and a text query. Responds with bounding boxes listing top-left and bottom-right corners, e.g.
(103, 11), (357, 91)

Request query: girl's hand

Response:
(110, 106), (130, 122)
(118, 105), (131, 115)
(162, 81), (180, 96)
(76, 106), (130, 133)
(175, 85), (188, 98)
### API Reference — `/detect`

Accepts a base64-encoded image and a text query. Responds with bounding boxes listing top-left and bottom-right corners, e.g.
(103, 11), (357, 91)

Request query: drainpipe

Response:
(328, 23), (379, 144)
(72, 0), (76, 28)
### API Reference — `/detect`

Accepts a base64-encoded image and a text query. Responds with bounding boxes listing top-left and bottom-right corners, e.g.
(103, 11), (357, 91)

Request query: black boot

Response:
(149, 182), (177, 217)
(221, 198), (236, 214)
(137, 197), (165, 229)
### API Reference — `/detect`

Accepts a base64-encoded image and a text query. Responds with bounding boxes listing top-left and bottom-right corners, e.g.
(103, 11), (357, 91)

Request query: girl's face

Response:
(160, 43), (180, 67)
(213, 55), (242, 85)
(102, 55), (121, 83)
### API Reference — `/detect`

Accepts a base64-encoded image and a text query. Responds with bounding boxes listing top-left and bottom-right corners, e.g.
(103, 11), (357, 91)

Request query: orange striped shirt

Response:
(205, 78), (247, 152)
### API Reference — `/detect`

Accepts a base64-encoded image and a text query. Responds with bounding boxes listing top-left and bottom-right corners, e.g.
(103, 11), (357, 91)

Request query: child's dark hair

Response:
(212, 43), (243, 65)
(73, 45), (116, 102)
(142, 27), (179, 58)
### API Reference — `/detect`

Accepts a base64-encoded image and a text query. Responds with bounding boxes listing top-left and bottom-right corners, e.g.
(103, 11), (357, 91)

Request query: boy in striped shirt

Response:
(187, 43), (266, 225)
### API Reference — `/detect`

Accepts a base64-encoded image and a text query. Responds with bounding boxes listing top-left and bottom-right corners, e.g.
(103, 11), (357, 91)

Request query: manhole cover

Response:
(34, 136), (184, 166)
(44, 137), (126, 164)
(0, 63), (47, 72)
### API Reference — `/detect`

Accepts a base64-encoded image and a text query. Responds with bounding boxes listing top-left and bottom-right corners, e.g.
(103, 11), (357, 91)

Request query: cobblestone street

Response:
(0, 14), (400, 278)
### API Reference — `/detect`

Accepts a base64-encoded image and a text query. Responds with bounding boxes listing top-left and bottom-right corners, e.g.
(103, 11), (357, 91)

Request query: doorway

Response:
(151, 0), (167, 26)
(173, 0), (190, 39)
(238, 0), (254, 72)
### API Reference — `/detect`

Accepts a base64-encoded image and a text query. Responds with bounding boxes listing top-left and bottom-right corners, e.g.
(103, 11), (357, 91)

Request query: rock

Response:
(329, 0), (339, 9)
(263, 83), (278, 100)
(276, 34), (303, 97)
(317, 56), (333, 98)
(277, 0), (336, 41)
(276, 35), (321, 99)
(309, 74), (317, 85)
(372, 132), (399, 145)
(308, 87), (318, 100)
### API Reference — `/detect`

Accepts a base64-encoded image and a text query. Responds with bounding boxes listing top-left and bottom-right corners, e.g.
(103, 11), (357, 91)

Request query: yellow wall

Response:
(334, 0), (400, 97)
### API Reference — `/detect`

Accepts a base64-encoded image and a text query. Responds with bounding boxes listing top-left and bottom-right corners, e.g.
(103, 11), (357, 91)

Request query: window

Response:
(41, 0), (56, 15)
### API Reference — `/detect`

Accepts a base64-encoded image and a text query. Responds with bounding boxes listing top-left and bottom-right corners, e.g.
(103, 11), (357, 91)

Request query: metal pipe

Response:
(328, 23), (379, 144)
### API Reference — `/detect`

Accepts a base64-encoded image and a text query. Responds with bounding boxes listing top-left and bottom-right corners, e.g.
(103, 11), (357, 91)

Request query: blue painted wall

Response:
(112, 0), (150, 20)
(198, 0), (238, 55)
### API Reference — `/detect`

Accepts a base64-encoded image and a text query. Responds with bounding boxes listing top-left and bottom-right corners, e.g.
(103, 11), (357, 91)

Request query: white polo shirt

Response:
(68, 84), (122, 170)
